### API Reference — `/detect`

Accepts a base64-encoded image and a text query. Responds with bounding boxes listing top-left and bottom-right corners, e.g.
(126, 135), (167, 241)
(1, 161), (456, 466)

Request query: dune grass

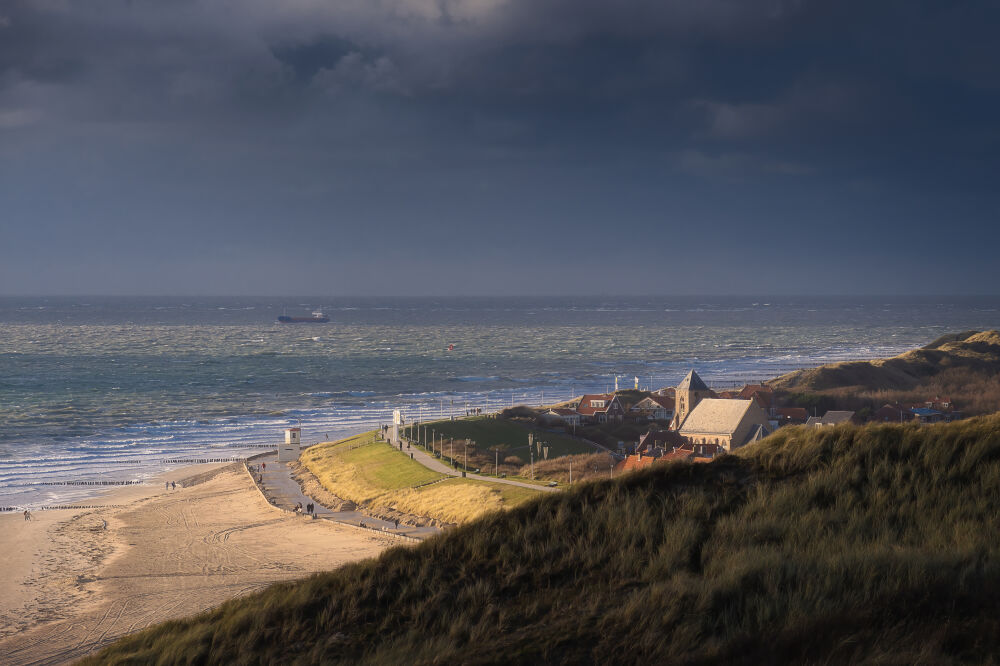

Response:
(86, 415), (1000, 664)
(300, 432), (541, 524)
(381, 477), (541, 524)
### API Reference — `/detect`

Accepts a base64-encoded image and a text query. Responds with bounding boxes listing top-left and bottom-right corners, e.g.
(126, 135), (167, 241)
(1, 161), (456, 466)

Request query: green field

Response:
(406, 416), (593, 462)
(326, 435), (443, 490)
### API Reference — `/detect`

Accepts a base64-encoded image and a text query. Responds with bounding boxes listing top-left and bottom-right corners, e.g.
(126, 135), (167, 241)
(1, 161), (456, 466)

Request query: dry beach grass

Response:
(83, 414), (1000, 664)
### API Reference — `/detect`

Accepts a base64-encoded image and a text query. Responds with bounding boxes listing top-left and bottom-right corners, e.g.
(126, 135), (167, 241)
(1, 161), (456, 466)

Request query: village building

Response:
(873, 404), (910, 423)
(635, 429), (687, 456)
(671, 370), (715, 429)
(738, 384), (775, 409)
(910, 407), (946, 423)
(576, 394), (626, 424)
(614, 440), (725, 473)
(774, 406), (809, 425)
(678, 398), (771, 451)
(543, 408), (582, 428)
(629, 395), (674, 422)
(805, 410), (856, 427)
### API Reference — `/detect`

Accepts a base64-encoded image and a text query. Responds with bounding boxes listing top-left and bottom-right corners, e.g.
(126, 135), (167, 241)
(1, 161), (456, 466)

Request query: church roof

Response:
(677, 370), (709, 392)
(679, 398), (754, 436)
(740, 423), (771, 447)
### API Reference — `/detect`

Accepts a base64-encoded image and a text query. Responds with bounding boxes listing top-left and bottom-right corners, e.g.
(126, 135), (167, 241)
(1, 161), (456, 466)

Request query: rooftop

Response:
(677, 370), (709, 392)
(679, 398), (755, 435)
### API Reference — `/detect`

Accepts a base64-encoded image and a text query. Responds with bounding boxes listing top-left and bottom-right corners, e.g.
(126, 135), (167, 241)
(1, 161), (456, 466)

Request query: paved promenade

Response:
(252, 453), (439, 540)
(397, 438), (560, 493)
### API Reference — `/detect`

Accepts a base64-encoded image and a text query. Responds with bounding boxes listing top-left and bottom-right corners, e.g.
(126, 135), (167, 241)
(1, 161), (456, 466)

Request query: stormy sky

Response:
(1, 0), (998, 296)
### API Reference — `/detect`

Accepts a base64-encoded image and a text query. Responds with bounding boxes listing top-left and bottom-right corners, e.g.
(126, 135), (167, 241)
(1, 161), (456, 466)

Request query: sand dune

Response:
(0, 464), (395, 665)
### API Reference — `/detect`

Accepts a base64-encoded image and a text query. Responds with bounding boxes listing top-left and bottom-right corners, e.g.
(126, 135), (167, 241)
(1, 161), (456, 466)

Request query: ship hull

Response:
(277, 316), (330, 323)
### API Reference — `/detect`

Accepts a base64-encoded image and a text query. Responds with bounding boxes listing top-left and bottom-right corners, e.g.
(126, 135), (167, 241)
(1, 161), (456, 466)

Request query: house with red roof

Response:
(614, 441), (725, 474)
(738, 384), (774, 409)
(576, 394), (626, 424)
(629, 395), (675, 422)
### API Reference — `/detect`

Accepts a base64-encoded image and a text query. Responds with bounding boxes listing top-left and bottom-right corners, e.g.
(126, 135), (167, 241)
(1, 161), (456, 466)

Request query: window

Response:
(591, 400), (605, 408)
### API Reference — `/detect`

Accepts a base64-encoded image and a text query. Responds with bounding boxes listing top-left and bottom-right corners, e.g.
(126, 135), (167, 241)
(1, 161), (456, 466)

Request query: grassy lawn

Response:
(408, 416), (593, 462)
(300, 431), (543, 524)
(300, 432), (445, 505)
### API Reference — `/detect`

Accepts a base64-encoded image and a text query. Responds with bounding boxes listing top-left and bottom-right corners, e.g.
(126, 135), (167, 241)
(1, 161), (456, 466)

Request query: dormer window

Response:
(591, 400), (605, 408)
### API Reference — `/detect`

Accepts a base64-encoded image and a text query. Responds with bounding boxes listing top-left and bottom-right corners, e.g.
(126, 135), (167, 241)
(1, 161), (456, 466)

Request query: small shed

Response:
(277, 427), (301, 462)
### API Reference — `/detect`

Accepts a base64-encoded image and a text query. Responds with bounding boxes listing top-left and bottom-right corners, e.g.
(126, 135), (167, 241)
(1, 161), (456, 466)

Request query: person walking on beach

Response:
(23, 510), (31, 521)
(171, 481), (176, 490)
(165, 481), (169, 491)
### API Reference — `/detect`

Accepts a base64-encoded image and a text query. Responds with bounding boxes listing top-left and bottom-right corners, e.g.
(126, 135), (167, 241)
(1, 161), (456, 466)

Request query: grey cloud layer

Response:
(2, 0), (999, 294)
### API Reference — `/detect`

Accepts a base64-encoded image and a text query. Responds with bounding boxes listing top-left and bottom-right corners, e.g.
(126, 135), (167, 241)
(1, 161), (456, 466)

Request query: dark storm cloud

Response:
(1, 0), (999, 295)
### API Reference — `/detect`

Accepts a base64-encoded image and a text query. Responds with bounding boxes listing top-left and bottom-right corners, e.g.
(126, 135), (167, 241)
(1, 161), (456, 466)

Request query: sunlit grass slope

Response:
(301, 433), (540, 523)
(301, 432), (445, 502)
(87, 415), (1000, 664)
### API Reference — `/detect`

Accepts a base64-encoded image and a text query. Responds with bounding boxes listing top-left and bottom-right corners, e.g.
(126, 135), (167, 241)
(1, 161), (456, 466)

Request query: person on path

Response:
(262, 462), (266, 471)
(394, 519), (399, 530)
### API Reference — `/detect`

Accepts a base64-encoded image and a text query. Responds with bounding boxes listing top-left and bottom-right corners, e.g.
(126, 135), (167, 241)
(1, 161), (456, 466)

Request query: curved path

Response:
(251, 453), (439, 539)
(398, 438), (560, 492)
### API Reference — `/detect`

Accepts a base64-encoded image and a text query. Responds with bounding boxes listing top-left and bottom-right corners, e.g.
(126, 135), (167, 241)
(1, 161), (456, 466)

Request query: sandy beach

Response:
(0, 463), (397, 665)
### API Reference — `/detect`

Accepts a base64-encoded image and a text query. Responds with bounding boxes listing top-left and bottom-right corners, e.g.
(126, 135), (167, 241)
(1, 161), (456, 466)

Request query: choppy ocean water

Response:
(2, 295), (998, 508)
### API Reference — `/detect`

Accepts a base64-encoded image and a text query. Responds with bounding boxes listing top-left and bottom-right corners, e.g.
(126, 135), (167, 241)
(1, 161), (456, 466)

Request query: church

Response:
(671, 370), (771, 452)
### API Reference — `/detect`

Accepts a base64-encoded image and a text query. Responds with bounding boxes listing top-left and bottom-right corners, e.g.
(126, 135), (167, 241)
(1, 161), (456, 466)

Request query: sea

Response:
(2, 295), (998, 509)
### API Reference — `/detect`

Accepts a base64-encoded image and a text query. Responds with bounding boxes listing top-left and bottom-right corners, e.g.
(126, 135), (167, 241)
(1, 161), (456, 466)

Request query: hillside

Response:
(86, 416), (1000, 664)
(769, 329), (1000, 392)
(298, 432), (541, 525)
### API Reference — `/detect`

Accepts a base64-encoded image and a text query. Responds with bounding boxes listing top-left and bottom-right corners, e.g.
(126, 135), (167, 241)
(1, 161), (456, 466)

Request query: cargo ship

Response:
(277, 310), (330, 323)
